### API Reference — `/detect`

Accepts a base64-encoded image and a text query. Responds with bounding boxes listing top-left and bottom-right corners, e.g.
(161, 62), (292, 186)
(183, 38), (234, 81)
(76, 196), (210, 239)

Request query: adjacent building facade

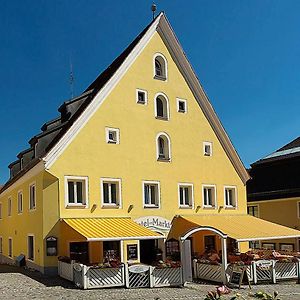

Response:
(0, 13), (299, 276)
(247, 137), (300, 251)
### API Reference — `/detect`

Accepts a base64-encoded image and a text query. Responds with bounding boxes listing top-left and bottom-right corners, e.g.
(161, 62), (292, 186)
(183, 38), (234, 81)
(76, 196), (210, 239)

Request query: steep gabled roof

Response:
(1, 12), (249, 194)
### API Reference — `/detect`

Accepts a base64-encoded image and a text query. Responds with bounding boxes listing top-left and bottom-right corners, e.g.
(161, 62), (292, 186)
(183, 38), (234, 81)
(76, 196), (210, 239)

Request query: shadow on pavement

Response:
(0, 263), (77, 289)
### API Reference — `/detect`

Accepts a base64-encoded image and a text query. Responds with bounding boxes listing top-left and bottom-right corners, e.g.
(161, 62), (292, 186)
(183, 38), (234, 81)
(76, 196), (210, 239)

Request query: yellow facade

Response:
(248, 198), (300, 251)
(0, 16), (250, 273)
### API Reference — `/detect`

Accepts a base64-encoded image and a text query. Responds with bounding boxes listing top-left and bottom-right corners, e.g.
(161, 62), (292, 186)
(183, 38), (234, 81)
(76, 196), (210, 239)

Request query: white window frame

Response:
(153, 52), (168, 80)
(64, 176), (89, 207)
(176, 98), (187, 113)
(156, 132), (171, 161)
(29, 182), (36, 211)
(143, 180), (160, 208)
(202, 184), (217, 208)
(27, 234), (34, 261)
(178, 183), (194, 208)
(8, 197), (12, 217)
(154, 92), (170, 120)
(297, 201), (300, 219)
(0, 236), (2, 254)
(8, 237), (12, 258)
(248, 204), (259, 218)
(224, 186), (237, 208)
(203, 141), (213, 156)
(136, 88), (148, 105)
(17, 190), (23, 214)
(0, 202), (2, 220)
(105, 127), (120, 144)
(100, 178), (122, 208)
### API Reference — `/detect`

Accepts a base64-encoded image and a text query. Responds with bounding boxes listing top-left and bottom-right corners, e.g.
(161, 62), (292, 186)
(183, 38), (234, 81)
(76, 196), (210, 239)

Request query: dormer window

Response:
(155, 93), (169, 120)
(153, 53), (167, 80)
(20, 158), (24, 170)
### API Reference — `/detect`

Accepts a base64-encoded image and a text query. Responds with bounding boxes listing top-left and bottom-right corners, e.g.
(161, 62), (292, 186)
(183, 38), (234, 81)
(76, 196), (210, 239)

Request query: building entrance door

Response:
(140, 239), (157, 265)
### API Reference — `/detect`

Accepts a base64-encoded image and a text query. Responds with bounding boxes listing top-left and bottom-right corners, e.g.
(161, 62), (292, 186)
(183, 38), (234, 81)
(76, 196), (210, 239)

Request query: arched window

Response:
(153, 54), (167, 80)
(155, 59), (163, 77)
(155, 94), (169, 120)
(156, 133), (171, 161)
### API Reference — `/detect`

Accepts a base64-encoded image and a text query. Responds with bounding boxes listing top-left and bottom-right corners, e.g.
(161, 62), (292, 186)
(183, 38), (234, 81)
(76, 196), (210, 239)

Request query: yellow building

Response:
(1, 12), (299, 276)
(247, 137), (300, 251)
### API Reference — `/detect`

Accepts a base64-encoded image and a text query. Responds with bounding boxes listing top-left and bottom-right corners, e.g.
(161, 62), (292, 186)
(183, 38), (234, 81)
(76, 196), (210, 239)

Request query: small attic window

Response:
(203, 142), (212, 156)
(136, 89), (147, 104)
(153, 53), (167, 80)
(105, 127), (120, 144)
(177, 98), (187, 113)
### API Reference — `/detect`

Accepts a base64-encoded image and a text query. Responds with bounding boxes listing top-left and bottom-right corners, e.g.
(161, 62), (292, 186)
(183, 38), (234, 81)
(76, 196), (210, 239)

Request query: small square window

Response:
(143, 181), (160, 208)
(65, 176), (88, 207)
(101, 178), (121, 207)
(177, 98), (187, 113)
(224, 187), (237, 208)
(106, 127), (120, 144)
(178, 184), (193, 208)
(203, 185), (216, 208)
(136, 89), (147, 104)
(203, 142), (212, 156)
(248, 205), (259, 217)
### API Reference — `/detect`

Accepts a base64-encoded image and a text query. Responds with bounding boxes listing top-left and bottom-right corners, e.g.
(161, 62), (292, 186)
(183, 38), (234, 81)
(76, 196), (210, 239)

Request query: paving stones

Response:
(1, 264), (300, 299)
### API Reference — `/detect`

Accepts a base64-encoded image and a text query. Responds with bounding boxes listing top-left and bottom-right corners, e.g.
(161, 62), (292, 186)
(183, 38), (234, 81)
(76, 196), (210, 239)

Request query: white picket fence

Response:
(193, 260), (300, 284)
(69, 263), (182, 289)
(58, 260), (74, 281)
(152, 267), (182, 287)
(193, 261), (223, 283)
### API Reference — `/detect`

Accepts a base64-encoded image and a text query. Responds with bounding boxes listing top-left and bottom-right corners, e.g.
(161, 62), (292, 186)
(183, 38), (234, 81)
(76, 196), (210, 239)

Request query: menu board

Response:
(127, 244), (138, 260)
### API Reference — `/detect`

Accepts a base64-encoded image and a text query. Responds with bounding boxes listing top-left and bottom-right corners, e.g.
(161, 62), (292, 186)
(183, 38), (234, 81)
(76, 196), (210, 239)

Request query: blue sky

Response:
(1, 0), (300, 183)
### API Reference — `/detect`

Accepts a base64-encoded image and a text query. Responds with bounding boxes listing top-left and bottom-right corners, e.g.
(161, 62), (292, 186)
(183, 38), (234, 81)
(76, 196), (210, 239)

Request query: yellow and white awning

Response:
(63, 218), (163, 241)
(169, 214), (300, 242)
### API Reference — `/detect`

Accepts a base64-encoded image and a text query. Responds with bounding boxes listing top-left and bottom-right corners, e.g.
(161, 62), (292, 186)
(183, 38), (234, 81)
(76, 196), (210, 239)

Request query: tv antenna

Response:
(151, 3), (157, 20)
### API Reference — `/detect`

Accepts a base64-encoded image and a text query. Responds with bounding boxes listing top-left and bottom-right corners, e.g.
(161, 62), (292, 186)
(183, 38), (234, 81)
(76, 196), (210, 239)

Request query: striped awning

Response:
(63, 217), (163, 241)
(169, 214), (300, 242)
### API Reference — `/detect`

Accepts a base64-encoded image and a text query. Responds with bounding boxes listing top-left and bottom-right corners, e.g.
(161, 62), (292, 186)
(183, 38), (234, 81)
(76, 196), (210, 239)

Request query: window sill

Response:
(154, 75), (167, 81)
(179, 205), (193, 209)
(225, 206), (237, 210)
(137, 100), (146, 105)
(157, 157), (171, 162)
(107, 140), (118, 144)
(203, 205), (216, 209)
(66, 204), (87, 209)
(155, 116), (169, 121)
(144, 205), (159, 209)
(178, 110), (186, 113)
(204, 153), (212, 157)
(102, 204), (120, 209)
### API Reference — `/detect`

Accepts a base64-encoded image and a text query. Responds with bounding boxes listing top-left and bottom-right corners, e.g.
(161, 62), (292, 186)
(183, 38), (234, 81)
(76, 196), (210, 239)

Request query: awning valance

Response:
(63, 218), (163, 241)
(169, 214), (300, 242)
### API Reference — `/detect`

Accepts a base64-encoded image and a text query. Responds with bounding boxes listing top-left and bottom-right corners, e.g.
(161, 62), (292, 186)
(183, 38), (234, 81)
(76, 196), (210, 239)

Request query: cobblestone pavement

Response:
(1, 265), (300, 299)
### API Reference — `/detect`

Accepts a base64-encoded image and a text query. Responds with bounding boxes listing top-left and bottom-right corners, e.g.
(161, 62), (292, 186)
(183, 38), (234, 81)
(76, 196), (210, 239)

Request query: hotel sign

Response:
(135, 216), (171, 231)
